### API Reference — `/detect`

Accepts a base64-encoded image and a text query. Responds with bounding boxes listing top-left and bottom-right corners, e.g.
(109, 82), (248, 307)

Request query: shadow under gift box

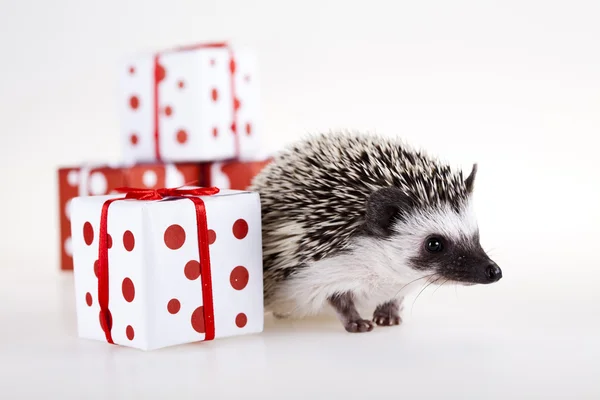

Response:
(57, 159), (272, 271)
(70, 189), (264, 350)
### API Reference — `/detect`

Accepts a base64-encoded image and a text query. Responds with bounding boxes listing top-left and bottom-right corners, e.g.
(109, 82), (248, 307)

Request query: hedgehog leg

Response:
(272, 312), (291, 320)
(328, 292), (374, 333)
(372, 299), (403, 326)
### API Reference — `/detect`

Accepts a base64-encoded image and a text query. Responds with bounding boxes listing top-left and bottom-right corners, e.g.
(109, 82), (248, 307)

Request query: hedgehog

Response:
(249, 131), (502, 333)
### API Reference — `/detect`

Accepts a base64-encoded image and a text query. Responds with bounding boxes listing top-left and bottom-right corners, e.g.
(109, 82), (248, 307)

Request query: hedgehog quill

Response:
(250, 132), (502, 333)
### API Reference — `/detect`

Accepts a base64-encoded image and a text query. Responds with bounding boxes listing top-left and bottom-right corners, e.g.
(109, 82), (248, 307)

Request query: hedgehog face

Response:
(363, 165), (501, 286)
(407, 224), (501, 285)
(388, 201), (502, 285)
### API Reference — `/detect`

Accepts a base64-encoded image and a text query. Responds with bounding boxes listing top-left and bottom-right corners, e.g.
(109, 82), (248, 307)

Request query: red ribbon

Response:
(153, 42), (240, 160)
(97, 186), (220, 344)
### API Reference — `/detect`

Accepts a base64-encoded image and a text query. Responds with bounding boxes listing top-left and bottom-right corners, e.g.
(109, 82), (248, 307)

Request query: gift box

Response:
(202, 158), (271, 189)
(70, 187), (264, 350)
(119, 42), (261, 164)
(57, 163), (203, 271)
(57, 159), (271, 271)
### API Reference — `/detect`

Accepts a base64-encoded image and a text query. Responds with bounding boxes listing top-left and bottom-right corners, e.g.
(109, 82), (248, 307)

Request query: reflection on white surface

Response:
(1, 249), (599, 399)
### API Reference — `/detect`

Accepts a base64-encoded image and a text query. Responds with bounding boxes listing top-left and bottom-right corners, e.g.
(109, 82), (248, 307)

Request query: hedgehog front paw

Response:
(373, 314), (401, 326)
(328, 292), (375, 333)
(373, 300), (402, 327)
(344, 319), (374, 333)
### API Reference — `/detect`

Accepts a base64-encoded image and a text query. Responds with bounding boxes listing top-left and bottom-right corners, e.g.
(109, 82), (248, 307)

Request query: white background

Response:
(1, 0), (599, 398)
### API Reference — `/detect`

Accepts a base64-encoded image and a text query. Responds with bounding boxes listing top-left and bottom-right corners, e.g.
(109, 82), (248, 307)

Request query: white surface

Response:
(1, 262), (599, 399)
(1, 0), (600, 398)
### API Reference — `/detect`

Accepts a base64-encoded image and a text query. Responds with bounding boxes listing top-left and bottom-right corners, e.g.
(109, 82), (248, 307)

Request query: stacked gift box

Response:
(60, 41), (271, 350)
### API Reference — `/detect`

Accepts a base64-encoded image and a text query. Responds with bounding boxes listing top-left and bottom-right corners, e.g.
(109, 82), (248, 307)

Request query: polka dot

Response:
(165, 164), (185, 187)
(126, 325), (135, 340)
(164, 105), (173, 116)
(107, 234), (113, 249)
(129, 66), (135, 75)
(212, 127), (218, 137)
(245, 123), (252, 136)
(235, 313), (247, 328)
(211, 166), (231, 188)
(83, 222), (94, 245)
(231, 122), (237, 133)
(99, 309), (112, 332)
(191, 306), (205, 333)
(229, 59), (236, 74)
(234, 97), (241, 111)
(86, 292), (92, 306)
(64, 237), (72, 256)
(208, 229), (216, 245)
(155, 63), (166, 82)
(167, 299), (181, 314)
(211, 88), (218, 102)
(94, 259), (99, 278)
(122, 278), (135, 302)
(67, 170), (79, 186)
(164, 224), (186, 250)
(176, 129), (188, 144)
(184, 260), (201, 280)
(130, 133), (139, 145)
(177, 80), (185, 89)
(89, 172), (108, 195)
(123, 231), (135, 251)
(143, 170), (157, 188)
(129, 95), (140, 110)
(232, 219), (248, 239)
(230, 266), (249, 290)
(64, 199), (72, 220)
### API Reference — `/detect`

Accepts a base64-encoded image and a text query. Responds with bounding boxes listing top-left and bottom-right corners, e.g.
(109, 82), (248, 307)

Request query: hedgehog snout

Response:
(466, 257), (502, 284)
(484, 262), (502, 283)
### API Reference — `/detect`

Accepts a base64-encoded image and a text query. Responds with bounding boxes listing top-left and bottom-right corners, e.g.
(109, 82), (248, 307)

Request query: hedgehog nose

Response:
(485, 263), (502, 282)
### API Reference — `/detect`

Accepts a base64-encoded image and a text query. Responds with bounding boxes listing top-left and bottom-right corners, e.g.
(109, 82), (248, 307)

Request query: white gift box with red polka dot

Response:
(119, 43), (262, 164)
(70, 189), (264, 350)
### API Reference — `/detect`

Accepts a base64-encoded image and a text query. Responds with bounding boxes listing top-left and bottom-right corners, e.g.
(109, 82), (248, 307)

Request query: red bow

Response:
(114, 186), (220, 200)
(98, 186), (220, 345)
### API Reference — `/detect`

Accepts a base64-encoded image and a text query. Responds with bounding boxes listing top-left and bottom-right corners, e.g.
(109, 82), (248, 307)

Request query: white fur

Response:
(268, 199), (478, 319)
(393, 198), (479, 257)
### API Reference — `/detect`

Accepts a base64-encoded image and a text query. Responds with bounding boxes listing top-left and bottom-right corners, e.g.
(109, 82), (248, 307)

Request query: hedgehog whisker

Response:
(485, 247), (496, 256)
(410, 275), (442, 316)
(431, 278), (451, 296)
(393, 273), (437, 299)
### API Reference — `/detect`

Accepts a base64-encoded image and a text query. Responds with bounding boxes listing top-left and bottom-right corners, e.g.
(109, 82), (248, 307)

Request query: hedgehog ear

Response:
(465, 163), (478, 194)
(363, 187), (414, 237)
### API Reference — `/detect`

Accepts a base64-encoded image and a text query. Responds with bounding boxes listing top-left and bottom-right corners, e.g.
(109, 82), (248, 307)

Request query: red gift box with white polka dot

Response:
(70, 189), (264, 350)
(58, 163), (203, 271)
(119, 43), (262, 164)
(57, 160), (272, 271)
(203, 158), (272, 188)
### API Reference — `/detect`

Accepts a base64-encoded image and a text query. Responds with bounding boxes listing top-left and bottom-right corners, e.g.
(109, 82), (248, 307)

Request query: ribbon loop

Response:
(114, 186), (220, 201)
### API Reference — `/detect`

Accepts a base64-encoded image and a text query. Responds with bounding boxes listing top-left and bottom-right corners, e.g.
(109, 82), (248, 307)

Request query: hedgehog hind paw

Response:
(272, 312), (291, 320)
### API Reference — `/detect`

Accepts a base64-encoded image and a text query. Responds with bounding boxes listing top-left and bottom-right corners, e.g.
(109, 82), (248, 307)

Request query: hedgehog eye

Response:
(425, 237), (444, 253)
